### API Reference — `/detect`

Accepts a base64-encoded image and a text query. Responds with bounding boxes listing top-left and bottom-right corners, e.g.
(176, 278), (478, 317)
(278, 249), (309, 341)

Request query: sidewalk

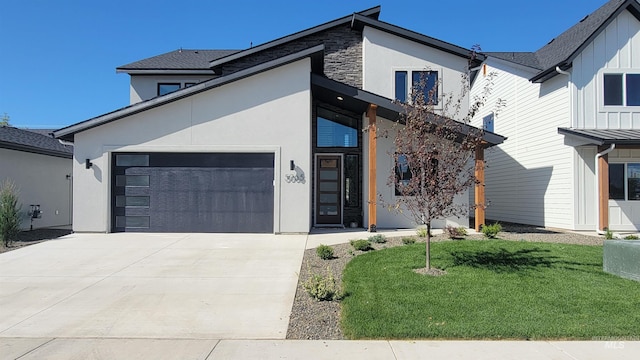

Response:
(3, 338), (639, 359)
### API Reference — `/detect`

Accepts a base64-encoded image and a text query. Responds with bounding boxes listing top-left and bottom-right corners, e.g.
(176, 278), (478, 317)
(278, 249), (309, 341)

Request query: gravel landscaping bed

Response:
(285, 223), (603, 340)
(0, 228), (72, 254)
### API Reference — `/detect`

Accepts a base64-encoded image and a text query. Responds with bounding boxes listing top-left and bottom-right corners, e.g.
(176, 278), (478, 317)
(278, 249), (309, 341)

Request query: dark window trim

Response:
(157, 83), (181, 96)
(603, 72), (640, 107)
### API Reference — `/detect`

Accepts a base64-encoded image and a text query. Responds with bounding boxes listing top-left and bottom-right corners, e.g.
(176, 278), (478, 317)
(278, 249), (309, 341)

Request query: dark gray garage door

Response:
(112, 153), (274, 233)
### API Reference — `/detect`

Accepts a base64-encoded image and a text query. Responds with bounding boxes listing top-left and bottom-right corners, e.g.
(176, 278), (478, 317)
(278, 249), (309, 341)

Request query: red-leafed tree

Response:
(384, 49), (499, 272)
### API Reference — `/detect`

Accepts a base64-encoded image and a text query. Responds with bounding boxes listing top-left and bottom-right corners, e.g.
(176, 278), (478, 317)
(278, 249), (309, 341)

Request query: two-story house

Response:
(471, 0), (640, 232)
(53, 7), (504, 234)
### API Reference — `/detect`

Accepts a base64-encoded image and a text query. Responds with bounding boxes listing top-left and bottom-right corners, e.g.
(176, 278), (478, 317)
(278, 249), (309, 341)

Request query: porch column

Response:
(474, 145), (485, 232)
(598, 145), (610, 232)
(367, 104), (378, 232)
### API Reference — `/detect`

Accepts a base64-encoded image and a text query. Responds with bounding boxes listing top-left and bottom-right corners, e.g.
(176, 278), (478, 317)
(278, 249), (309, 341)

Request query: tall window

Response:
(603, 73), (640, 106)
(395, 154), (412, 196)
(394, 70), (439, 105)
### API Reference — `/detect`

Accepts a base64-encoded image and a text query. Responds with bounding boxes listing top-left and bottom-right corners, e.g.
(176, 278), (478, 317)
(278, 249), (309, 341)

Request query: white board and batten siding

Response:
(470, 58), (574, 229)
(572, 10), (640, 129)
(572, 10), (640, 230)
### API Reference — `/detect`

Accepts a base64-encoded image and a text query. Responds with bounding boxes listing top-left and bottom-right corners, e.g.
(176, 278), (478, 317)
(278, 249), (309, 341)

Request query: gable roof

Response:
(0, 126), (72, 158)
(484, 0), (640, 83)
(208, 6), (381, 71)
(117, 49), (239, 74)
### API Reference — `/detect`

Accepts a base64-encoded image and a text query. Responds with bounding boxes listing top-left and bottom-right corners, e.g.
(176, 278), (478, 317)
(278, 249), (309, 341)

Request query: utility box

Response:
(603, 240), (640, 282)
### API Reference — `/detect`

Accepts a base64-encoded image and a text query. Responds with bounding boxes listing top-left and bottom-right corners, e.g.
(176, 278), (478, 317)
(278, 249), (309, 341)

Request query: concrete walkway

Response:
(2, 231), (639, 359)
(3, 338), (639, 359)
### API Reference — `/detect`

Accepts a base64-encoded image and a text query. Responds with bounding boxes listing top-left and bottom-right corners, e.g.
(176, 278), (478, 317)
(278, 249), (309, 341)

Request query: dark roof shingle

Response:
(0, 126), (73, 158)
(117, 49), (240, 72)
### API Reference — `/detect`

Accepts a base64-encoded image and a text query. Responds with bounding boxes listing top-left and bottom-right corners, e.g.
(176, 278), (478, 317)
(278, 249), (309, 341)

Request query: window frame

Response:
(157, 83), (181, 96)
(601, 70), (640, 110)
(609, 162), (640, 201)
(393, 67), (442, 107)
(482, 112), (495, 132)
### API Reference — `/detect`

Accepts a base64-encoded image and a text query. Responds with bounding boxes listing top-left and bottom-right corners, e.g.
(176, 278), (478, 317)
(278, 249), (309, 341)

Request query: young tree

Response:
(0, 180), (22, 247)
(384, 53), (498, 272)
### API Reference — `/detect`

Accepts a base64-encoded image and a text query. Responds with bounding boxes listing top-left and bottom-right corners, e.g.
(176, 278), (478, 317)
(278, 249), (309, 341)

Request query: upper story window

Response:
(395, 70), (439, 105)
(157, 83), (181, 96)
(483, 113), (494, 132)
(603, 73), (640, 106)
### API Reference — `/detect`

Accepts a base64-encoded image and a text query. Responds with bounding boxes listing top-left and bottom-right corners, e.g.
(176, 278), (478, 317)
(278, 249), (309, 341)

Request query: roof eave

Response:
(0, 141), (72, 159)
(208, 6), (381, 70)
(115, 69), (216, 75)
(351, 14), (484, 62)
(54, 45), (326, 142)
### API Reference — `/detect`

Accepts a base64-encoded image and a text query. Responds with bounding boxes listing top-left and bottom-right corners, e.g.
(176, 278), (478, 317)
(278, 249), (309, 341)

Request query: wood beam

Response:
(367, 104), (378, 232)
(598, 146), (610, 232)
(474, 146), (485, 232)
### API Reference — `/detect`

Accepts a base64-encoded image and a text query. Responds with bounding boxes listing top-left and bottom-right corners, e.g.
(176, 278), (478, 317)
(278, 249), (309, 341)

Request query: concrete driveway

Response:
(0, 233), (306, 340)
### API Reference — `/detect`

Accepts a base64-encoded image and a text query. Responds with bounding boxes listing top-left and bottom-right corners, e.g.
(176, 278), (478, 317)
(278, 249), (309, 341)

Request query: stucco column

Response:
(474, 145), (485, 232)
(598, 145), (610, 232)
(367, 104), (378, 232)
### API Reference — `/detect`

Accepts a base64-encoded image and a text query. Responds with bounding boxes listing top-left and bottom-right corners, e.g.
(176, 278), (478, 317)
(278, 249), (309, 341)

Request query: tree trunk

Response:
(426, 222), (431, 269)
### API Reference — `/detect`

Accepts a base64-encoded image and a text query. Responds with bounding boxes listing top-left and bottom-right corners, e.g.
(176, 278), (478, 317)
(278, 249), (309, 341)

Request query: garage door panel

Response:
(112, 153), (274, 233)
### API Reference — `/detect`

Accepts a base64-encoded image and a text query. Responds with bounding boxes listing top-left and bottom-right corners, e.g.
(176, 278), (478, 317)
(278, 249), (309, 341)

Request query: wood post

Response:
(367, 104), (378, 232)
(598, 146), (610, 232)
(474, 146), (485, 232)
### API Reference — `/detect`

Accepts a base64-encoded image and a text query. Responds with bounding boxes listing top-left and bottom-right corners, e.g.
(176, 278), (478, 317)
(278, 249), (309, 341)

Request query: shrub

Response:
(368, 234), (386, 244)
(402, 237), (416, 245)
(604, 228), (614, 240)
(445, 225), (468, 239)
(303, 266), (341, 301)
(416, 227), (430, 238)
(0, 180), (22, 247)
(316, 244), (334, 260)
(624, 234), (638, 240)
(481, 222), (502, 239)
(350, 239), (372, 251)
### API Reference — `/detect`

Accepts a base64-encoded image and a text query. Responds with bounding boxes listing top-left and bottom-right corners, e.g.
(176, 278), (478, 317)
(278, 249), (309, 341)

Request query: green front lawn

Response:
(341, 240), (640, 339)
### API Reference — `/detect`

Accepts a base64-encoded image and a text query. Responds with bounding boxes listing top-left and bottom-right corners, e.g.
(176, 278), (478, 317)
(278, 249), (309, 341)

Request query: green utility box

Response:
(603, 240), (640, 282)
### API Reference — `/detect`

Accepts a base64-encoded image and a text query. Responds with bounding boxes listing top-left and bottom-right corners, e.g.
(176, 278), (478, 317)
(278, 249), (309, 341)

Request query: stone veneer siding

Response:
(220, 24), (363, 88)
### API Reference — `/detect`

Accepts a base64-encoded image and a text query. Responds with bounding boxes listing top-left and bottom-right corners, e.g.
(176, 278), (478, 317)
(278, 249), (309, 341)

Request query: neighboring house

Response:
(471, 0), (640, 232)
(53, 6), (504, 234)
(0, 126), (73, 230)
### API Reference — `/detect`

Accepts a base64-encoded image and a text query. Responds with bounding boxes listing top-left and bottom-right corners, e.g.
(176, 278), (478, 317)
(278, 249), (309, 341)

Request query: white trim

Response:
(597, 69), (640, 112)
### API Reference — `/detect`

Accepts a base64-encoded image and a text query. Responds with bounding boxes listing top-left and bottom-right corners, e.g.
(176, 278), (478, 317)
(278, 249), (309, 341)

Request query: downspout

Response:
(555, 66), (570, 76)
(58, 139), (74, 147)
(595, 144), (615, 234)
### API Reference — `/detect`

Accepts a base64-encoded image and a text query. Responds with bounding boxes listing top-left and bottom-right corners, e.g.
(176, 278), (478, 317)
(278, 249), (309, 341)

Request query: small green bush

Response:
(624, 234), (639, 240)
(368, 234), (386, 244)
(303, 266), (341, 301)
(316, 244), (335, 260)
(350, 239), (372, 251)
(0, 180), (22, 247)
(481, 222), (502, 239)
(604, 228), (614, 240)
(445, 225), (468, 239)
(402, 237), (416, 245)
(416, 227), (430, 238)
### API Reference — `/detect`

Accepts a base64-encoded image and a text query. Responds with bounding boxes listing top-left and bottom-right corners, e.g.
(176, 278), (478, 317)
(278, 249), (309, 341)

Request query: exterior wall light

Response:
(85, 159), (93, 169)
(290, 160), (295, 171)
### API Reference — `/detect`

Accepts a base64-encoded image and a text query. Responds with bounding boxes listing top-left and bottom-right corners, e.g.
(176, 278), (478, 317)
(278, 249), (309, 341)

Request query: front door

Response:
(316, 155), (342, 225)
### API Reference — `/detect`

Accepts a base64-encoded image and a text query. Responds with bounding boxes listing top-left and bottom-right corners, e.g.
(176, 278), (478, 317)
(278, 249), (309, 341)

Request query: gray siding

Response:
(221, 25), (363, 87)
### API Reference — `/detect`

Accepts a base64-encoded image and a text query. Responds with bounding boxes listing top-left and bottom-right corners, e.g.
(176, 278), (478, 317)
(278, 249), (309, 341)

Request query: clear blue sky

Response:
(0, 0), (608, 129)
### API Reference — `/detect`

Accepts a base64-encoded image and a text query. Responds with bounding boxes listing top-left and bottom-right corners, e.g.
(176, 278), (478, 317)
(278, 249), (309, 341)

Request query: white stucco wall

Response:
(362, 26), (470, 119)
(572, 9), (640, 129)
(362, 117), (468, 229)
(129, 74), (216, 104)
(73, 58), (312, 233)
(470, 58), (575, 229)
(0, 148), (72, 229)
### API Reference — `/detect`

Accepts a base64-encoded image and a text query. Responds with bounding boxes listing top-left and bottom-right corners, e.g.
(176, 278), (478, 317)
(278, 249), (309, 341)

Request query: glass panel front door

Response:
(316, 155), (342, 225)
